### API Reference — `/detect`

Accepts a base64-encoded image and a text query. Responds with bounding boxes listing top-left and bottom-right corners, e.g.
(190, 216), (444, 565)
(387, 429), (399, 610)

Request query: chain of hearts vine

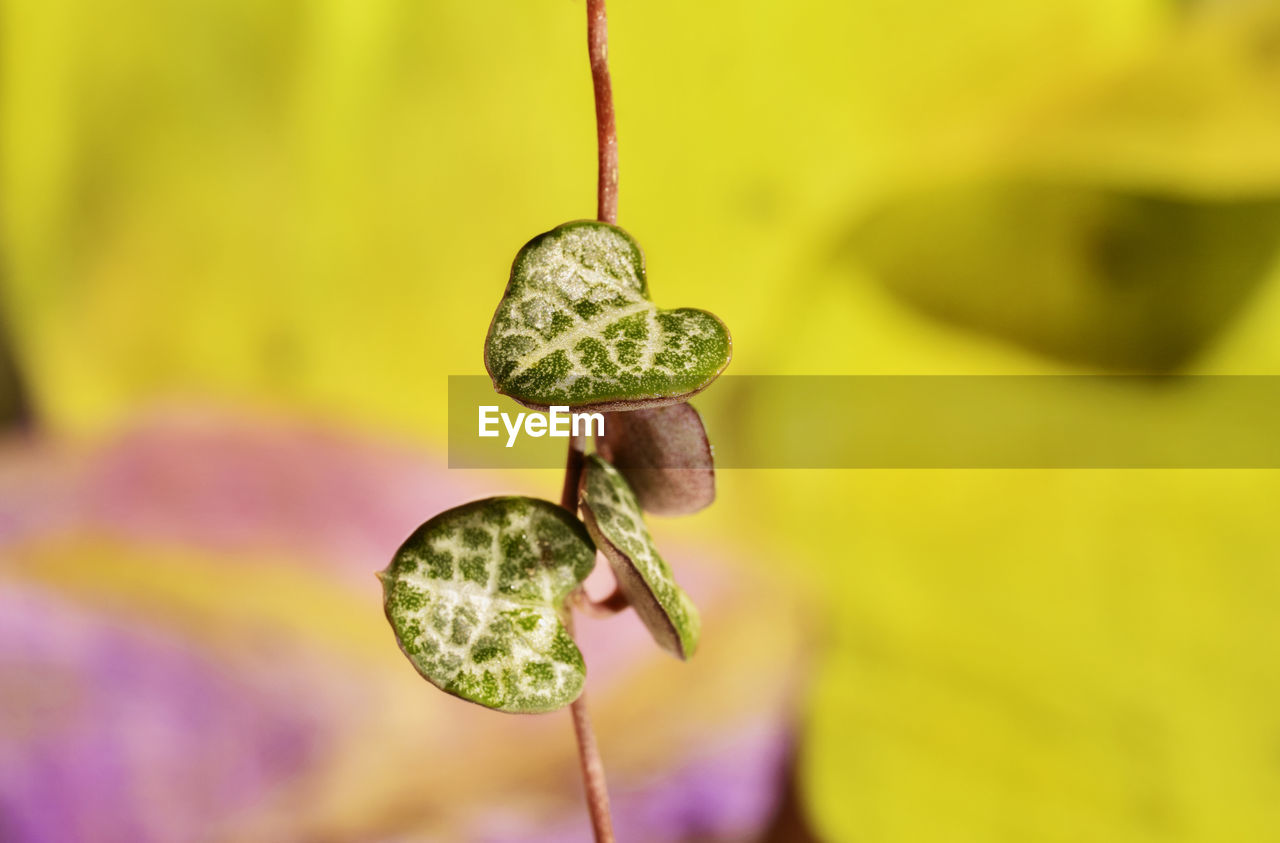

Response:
(377, 3), (731, 841)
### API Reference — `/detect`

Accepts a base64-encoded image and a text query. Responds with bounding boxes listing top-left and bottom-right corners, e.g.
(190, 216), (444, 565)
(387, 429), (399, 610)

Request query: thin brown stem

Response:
(588, 0), (618, 225)
(565, 615), (615, 843)
(560, 433), (615, 842)
(564, 4), (621, 840)
(559, 433), (588, 514)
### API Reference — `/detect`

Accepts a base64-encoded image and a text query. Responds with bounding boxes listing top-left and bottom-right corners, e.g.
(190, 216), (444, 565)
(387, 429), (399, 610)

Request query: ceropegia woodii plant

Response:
(379, 497), (595, 712)
(578, 455), (702, 660)
(595, 401), (716, 516)
(484, 221), (731, 411)
(378, 2), (730, 840)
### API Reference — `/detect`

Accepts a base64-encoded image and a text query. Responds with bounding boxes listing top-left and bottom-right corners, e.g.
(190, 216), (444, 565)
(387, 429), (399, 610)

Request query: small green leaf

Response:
(597, 402), (716, 516)
(379, 496), (596, 713)
(578, 455), (701, 659)
(484, 221), (732, 410)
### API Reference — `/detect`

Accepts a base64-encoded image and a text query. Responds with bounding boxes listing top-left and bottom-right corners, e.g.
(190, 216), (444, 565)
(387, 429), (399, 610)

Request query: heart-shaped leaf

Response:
(484, 221), (732, 410)
(578, 455), (701, 659)
(378, 496), (596, 713)
(596, 402), (715, 516)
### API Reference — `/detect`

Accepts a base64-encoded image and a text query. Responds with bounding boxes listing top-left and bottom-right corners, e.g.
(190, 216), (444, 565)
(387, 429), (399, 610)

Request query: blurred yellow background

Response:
(3, 0), (1280, 841)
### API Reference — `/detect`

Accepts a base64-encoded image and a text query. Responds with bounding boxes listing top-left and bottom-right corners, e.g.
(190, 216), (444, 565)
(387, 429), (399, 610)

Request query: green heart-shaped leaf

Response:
(578, 455), (701, 659)
(484, 221), (732, 410)
(597, 402), (716, 517)
(379, 496), (596, 713)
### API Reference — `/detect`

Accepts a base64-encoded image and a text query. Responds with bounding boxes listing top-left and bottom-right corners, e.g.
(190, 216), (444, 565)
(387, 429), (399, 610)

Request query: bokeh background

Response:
(4, 0), (1280, 840)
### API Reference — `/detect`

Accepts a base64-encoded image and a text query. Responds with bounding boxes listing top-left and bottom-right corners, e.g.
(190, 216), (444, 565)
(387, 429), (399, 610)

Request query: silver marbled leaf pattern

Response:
(578, 455), (701, 659)
(484, 221), (731, 411)
(379, 497), (595, 713)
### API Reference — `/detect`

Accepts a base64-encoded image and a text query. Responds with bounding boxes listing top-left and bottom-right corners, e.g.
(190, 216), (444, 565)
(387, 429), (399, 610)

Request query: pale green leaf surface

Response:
(484, 221), (731, 410)
(578, 454), (700, 659)
(379, 496), (595, 713)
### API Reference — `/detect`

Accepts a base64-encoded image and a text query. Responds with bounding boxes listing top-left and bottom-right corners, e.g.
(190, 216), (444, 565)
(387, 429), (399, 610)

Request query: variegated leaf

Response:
(597, 402), (716, 516)
(578, 455), (701, 659)
(484, 221), (731, 410)
(379, 497), (596, 713)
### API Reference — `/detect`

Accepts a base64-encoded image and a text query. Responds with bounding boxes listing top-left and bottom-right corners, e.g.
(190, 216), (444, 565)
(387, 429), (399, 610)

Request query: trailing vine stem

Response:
(567, 667), (614, 843)
(561, 433), (616, 842)
(563, 5), (620, 840)
(588, 0), (618, 225)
